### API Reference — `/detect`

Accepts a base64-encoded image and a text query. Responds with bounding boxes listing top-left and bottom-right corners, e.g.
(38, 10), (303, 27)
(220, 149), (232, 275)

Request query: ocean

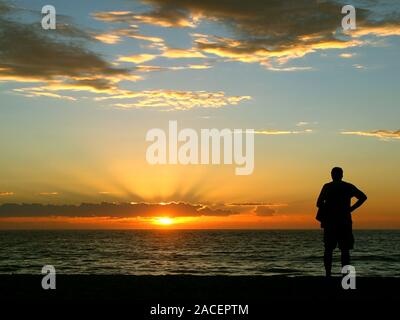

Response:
(0, 230), (399, 277)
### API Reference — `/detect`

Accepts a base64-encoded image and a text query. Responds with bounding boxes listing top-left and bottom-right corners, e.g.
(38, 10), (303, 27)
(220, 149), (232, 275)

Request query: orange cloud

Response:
(94, 33), (122, 44)
(95, 89), (251, 111)
(92, 10), (196, 28)
(94, 27), (165, 45)
(193, 33), (363, 65)
(339, 53), (355, 58)
(255, 129), (313, 135)
(162, 48), (206, 59)
(341, 130), (400, 140)
(0, 192), (14, 196)
(118, 54), (157, 64)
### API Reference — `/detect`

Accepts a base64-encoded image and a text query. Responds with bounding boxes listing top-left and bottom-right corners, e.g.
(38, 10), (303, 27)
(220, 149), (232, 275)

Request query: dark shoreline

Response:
(1, 275), (399, 301)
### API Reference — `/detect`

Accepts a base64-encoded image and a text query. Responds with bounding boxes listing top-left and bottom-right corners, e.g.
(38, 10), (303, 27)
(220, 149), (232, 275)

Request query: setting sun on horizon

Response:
(154, 217), (174, 226)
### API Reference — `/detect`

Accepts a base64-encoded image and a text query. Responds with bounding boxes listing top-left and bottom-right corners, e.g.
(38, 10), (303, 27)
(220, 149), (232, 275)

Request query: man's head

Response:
(331, 167), (343, 181)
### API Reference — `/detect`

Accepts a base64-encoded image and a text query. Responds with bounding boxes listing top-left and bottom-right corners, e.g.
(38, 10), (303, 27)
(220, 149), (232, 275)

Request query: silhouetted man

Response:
(317, 167), (367, 277)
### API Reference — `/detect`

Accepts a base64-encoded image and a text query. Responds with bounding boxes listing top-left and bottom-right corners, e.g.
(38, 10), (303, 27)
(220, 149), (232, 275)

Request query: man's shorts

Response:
(323, 223), (354, 250)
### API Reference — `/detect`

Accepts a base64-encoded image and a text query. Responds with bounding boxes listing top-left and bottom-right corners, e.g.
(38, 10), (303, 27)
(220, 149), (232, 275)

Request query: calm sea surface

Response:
(0, 230), (399, 276)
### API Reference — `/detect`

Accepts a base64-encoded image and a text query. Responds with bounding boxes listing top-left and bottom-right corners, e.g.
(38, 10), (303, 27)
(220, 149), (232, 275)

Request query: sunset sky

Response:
(1, 0), (400, 229)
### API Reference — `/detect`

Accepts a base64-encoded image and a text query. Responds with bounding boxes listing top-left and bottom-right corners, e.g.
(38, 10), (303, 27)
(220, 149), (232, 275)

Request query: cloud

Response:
(351, 23), (400, 38)
(94, 33), (122, 44)
(161, 48), (206, 58)
(122, 0), (400, 66)
(12, 72), (144, 99)
(92, 10), (196, 28)
(296, 121), (309, 127)
(184, 64), (211, 70)
(0, 192), (14, 196)
(352, 64), (366, 69)
(13, 88), (77, 101)
(0, 202), (240, 218)
(0, 3), (232, 108)
(255, 129), (313, 135)
(192, 32), (362, 65)
(254, 206), (275, 216)
(223, 202), (287, 215)
(94, 27), (165, 45)
(341, 130), (400, 140)
(95, 89), (251, 111)
(14, 81), (249, 111)
(118, 53), (157, 64)
(117, 48), (207, 67)
(136, 63), (212, 73)
(228, 202), (287, 207)
(339, 53), (355, 58)
(264, 66), (313, 72)
(0, 2), (133, 95)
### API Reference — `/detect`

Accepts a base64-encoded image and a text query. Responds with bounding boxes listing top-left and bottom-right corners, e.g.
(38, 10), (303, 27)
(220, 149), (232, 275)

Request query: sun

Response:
(154, 217), (174, 226)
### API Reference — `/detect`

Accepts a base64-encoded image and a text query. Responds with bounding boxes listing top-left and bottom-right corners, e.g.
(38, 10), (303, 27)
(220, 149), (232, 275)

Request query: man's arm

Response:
(317, 185), (327, 208)
(350, 186), (367, 213)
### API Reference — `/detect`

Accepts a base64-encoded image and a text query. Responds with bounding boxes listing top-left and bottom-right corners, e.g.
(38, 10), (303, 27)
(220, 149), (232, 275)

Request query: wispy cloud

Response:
(264, 66), (313, 72)
(161, 48), (206, 59)
(341, 130), (400, 140)
(296, 121), (309, 127)
(92, 10), (196, 28)
(0, 192), (14, 196)
(228, 202), (287, 207)
(255, 129), (313, 135)
(118, 53), (157, 64)
(352, 64), (366, 69)
(136, 63), (212, 73)
(94, 27), (165, 45)
(339, 53), (355, 58)
(117, 48), (207, 66)
(0, 202), (241, 218)
(225, 202), (287, 216)
(95, 90), (251, 111)
(94, 33), (122, 44)
(254, 206), (275, 216)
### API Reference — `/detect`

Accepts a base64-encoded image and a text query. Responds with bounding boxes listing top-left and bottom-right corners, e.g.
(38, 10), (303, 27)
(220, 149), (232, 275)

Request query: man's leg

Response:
(324, 250), (333, 277)
(341, 249), (350, 267)
(339, 224), (353, 268)
(323, 227), (335, 277)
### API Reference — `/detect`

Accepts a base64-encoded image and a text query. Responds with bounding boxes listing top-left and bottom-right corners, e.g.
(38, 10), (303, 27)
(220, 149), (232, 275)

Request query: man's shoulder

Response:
(323, 181), (337, 188)
(323, 181), (356, 189)
(342, 181), (357, 188)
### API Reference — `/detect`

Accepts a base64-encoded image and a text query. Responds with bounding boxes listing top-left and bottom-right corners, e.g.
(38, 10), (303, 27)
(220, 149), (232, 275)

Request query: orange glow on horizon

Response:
(0, 211), (399, 230)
